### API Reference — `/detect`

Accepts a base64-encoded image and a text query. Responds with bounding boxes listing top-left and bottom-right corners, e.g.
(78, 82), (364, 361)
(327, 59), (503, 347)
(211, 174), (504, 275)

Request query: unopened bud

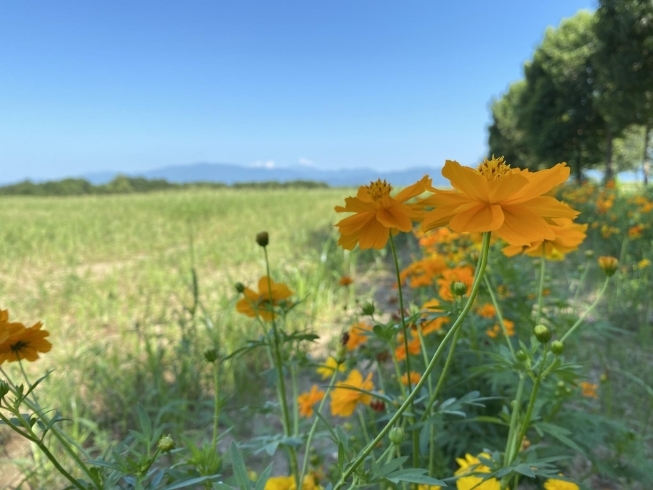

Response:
(533, 324), (551, 344)
(515, 350), (527, 362)
(157, 434), (176, 453)
(450, 281), (468, 297)
(600, 372), (608, 383)
(256, 231), (269, 247)
(203, 348), (218, 363)
(370, 399), (386, 412)
(584, 250), (594, 259)
(0, 380), (9, 399)
(389, 427), (405, 444)
(336, 344), (347, 364)
(598, 256), (618, 277)
(362, 302), (375, 316)
(551, 340), (564, 355)
(234, 282), (245, 293)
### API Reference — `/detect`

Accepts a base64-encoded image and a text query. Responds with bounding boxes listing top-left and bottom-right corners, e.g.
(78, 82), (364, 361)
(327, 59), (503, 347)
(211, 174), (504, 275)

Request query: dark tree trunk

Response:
(605, 125), (614, 183)
(643, 122), (650, 186)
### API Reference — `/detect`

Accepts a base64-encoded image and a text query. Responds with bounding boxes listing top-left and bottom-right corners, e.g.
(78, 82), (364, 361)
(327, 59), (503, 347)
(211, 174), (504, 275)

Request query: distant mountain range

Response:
(81, 162), (448, 187)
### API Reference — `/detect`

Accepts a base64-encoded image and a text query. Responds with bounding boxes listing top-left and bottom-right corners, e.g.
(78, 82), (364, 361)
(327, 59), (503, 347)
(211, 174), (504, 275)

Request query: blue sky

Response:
(0, 0), (595, 182)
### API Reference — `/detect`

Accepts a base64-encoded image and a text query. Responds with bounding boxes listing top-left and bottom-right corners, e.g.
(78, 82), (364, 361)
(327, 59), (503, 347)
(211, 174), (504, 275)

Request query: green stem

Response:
(535, 253), (546, 325)
(291, 362), (300, 436)
(572, 259), (591, 312)
(561, 278), (610, 343)
(262, 246), (299, 485)
(484, 275), (516, 358)
(333, 232), (492, 490)
(388, 233), (419, 469)
(211, 361), (220, 449)
(511, 347), (549, 465)
(298, 369), (338, 488)
(502, 374), (525, 467)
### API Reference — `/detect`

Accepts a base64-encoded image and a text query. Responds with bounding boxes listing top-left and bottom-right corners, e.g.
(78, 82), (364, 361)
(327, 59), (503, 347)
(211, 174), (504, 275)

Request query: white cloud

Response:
(298, 157), (316, 167)
(249, 160), (276, 169)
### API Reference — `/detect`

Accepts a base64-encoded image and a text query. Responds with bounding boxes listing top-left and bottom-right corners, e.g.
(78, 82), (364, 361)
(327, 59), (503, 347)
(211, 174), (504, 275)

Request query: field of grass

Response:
(1, 182), (652, 490)
(0, 188), (384, 487)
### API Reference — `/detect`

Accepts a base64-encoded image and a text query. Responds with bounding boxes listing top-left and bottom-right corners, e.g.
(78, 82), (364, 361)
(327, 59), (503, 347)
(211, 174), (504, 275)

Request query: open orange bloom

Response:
(476, 303), (496, 319)
(419, 299), (449, 335)
(399, 255), (448, 288)
(400, 371), (421, 386)
(298, 385), (325, 417)
(579, 381), (598, 399)
(395, 333), (421, 360)
(421, 157), (579, 246)
(335, 176), (432, 250)
(486, 319), (515, 339)
(330, 369), (374, 417)
(236, 276), (293, 321)
(346, 322), (372, 350)
(502, 218), (587, 260)
(316, 356), (346, 379)
(0, 311), (52, 364)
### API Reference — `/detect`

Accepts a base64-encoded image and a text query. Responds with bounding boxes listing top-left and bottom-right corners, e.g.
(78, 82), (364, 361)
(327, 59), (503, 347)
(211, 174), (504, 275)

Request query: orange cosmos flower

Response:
(437, 266), (475, 301)
(421, 157), (579, 246)
(400, 371), (421, 386)
(236, 276), (293, 321)
(335, 176), (432, 250)
(628, 224), (644, 239)
(346, 322), (372, 350)
(0, 312), (52, 364)
(395, 334), (422, 361)
(579, 381), (598, 399)
(330, 369), (374, 417)
(476, 303), (496, 319)
(338, 275), (354, 286)
(598, 256), (618, 277)
(298, 385), (326, 417)
(419, 299), (449, 335)
(486, 319), (515, 339)
(502, 218), (587, 260)
(399, 255), (448, 288)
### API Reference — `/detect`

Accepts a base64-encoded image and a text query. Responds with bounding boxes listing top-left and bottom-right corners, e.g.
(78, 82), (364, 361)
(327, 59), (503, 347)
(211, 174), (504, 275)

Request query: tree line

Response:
(488, 0), (653, 183)
(0, 175), (328, 196)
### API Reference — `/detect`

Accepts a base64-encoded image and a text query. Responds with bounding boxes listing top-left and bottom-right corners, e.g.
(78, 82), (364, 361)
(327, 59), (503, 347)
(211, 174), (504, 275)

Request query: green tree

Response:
(594, 0), (653, 183)
(519, 11), (605, 183)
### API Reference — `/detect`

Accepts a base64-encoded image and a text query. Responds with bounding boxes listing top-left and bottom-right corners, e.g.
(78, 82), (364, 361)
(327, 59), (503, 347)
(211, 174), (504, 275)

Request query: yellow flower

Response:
(335, 176), (432, 250)
(628, 224), (644, 239)
(579, 381), (598, 399)
(454, 453), (500, 490)
(598, 256), (618, 277)
(264, 476), (317, 490)
(502, 218), (587, 260)
(298, 385), (325, 417)
(330, 369), (374, 417)
(236, 276), (293, 321)
(544, 478), (579, 490)
(316, 356), (345, 380)
(0, 312), (51, 365)
(346, 322), (372, 351)
(421, 157), (578, 246)
(417, 485), (442, 490)
(638, 258), (650, 269)
(400, 371), (421, 386)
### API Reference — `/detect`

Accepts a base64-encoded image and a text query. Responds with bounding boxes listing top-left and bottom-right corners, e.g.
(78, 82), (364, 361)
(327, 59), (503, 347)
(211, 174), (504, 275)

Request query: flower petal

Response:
(376, 203), (413, 231)
(505, 163), (570, 204)
(520, 196), (579, 219)
(358, 218), (390, 249)
(449, 203), (504, 233)
(442, 160), (489, 202)
(496, 206), (556, 246)
(394, 175), (432, 202)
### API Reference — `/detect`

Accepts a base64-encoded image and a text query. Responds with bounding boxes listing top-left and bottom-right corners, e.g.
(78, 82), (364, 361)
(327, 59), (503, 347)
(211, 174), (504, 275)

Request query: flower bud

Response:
(203, 348), (218, 363)
(551, 340), (564, 355)
(600, 372), (608, 383)
(370, 399), (386, 412)
(557, 381), (565, 388)
(157, 434), (176, 453)
(598, 256), (618, 277)
(256, 231), (269, 247)
(389, 427), (405, 444)
(0, 380), (9, 399)
(336, 344), (347, 364)
(515, 350), (527, 362)
(584, 250), (594, 259)
(361, 302), (375, 316)
(234, 282), (246, 293)
(533, 324), (551, 344)
(450, 281), (468, 297)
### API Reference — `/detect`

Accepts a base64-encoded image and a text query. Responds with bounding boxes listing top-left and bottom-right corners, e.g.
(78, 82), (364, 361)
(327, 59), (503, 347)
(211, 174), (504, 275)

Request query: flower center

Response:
(366, 179), (392, 201)
(10, 340), (28, 353)
(475, 156), (511, 180)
